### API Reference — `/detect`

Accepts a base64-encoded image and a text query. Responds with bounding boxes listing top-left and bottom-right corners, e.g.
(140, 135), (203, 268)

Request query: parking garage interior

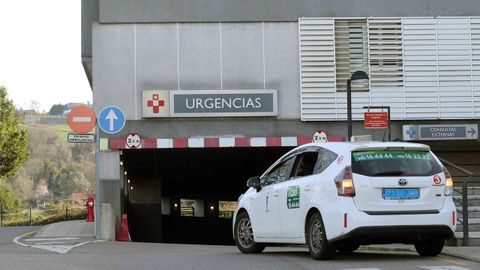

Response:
(121, 147), (293, 245)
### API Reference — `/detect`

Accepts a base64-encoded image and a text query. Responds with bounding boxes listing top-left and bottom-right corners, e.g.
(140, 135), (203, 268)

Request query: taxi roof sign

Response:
(351, 135), (373, 142)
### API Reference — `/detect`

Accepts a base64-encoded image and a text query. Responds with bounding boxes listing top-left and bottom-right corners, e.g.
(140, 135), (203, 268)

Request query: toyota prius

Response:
(233, 142), (456, 260)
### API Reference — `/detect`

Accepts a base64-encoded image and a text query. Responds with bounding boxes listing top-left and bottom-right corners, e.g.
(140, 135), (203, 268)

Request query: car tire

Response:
(336, 242), (360, 254)
(306, 212), (335, 260)
(234, 211), (265, 254)
(414, 239), (444, 256)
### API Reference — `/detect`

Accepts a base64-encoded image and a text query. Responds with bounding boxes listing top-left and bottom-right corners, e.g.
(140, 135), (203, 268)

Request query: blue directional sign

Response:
(98, 106), (126, 134)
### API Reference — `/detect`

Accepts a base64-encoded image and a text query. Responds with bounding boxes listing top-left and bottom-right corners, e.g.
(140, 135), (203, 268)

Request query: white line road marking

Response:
(14, 235), (104, 254)
(72, 116), (92, 123)
(343, 268), (382, 270)
(25, 237), (79, 242)
(420, 266), (472, 270)
(35, 241), (71, 245)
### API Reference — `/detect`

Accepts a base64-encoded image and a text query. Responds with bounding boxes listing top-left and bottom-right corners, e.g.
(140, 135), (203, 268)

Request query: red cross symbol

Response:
(147, 94), (165, 113)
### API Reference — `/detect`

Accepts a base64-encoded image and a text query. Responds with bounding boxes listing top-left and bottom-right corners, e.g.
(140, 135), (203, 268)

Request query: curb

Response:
(361, 245), (480, 263)
(360, 246), (414, 253)
(440, 251), (480, 263)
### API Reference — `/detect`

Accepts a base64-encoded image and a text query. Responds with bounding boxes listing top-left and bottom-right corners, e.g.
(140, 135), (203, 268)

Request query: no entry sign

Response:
(67, 106), (96, 134)
(364, 112), (388, 129)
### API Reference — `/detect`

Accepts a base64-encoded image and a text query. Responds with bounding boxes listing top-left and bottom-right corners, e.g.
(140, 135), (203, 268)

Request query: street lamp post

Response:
(347, 71), (369, 141)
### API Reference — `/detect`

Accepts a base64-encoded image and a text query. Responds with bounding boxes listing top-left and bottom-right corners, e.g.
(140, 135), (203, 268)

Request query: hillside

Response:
(6, 123), (95, 205)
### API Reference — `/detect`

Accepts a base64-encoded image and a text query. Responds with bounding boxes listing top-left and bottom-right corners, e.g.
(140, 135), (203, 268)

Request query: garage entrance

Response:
(121, 146), (293, 245)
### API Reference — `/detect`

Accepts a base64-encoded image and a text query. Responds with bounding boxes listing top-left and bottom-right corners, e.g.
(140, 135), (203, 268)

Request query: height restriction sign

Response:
(364, 112), (388, 129)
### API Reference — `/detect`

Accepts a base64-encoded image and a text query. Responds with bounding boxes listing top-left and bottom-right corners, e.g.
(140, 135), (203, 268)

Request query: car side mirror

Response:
(247, 176), (261, 191)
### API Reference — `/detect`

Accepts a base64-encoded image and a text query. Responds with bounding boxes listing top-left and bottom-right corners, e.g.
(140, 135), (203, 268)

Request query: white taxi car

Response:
(233, 142), (456, 260)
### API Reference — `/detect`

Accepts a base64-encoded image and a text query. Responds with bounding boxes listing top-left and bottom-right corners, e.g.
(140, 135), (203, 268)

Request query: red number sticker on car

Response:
(337, 155), (344, 164)
(433, 175), (442, 185)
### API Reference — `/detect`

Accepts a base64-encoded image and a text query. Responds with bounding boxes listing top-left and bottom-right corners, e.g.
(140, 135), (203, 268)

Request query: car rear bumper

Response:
(321, 197), (456, 242)
(330, 225), (454, 244)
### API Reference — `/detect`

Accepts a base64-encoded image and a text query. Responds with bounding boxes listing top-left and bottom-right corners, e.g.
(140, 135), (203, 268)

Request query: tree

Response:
(0, 185), (23, 211)
(0, 88), (29, 181)
(48, 104), (66, 116)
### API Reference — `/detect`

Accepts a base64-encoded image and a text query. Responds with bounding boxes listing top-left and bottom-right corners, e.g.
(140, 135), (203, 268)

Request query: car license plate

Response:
(382, 188), (420, 200)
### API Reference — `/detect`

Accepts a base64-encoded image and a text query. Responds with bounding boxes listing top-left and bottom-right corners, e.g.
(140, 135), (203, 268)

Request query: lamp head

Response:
(350, 70), (369, 81)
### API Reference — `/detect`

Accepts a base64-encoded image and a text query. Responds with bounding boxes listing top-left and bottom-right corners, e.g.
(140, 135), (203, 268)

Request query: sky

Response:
(0, 0), (92, 113)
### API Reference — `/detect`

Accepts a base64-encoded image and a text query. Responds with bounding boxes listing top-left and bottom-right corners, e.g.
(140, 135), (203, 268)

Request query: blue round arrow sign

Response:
(98, 106), (126, 134)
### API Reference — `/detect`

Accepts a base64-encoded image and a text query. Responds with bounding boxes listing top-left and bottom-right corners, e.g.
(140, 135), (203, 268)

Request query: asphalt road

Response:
(0, 229), (479, 270)
(0, 226), (39, 244)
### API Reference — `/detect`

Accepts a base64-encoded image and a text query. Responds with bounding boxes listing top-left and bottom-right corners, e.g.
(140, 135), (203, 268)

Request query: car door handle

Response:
(303, 185), (312, 192)
(273, 191), (280, 197)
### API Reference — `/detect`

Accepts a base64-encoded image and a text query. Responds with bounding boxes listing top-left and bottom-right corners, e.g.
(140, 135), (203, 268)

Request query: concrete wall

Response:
(99, 0), (480, 23)
(81, 0), (98, 85)
(92, 22), (299, 120)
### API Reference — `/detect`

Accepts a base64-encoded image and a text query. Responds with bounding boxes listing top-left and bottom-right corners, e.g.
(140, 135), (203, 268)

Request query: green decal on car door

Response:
(287, 186), (300, 209)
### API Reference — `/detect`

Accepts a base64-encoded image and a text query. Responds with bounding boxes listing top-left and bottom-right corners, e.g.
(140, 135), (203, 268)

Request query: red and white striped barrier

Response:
(107, 135), (345, 150)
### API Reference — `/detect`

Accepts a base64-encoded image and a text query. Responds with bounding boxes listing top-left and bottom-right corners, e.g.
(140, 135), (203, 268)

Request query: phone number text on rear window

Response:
(352, 151), (432, 161)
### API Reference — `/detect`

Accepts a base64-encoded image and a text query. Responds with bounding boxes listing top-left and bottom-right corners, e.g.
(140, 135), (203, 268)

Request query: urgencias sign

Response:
(142, 90), (277, 118)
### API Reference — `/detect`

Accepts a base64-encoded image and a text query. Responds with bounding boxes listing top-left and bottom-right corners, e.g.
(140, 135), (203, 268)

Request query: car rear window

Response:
(351, 150), (442, 177)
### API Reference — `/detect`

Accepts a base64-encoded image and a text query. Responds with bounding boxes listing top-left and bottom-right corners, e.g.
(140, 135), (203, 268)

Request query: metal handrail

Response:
(438, 157), (477, 246)
(439, 158), (475, 177)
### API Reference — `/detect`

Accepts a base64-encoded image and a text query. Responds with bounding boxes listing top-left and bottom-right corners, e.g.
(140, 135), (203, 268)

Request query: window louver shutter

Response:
(335, 20), (369, 92)
(402, 18), (439, 119)
(299, 17), (479, 121)
(368, 18), (404, 118)
(437, 18), (473, 119)
(299, 18), (337, 121)
(471, 18), (480, 118)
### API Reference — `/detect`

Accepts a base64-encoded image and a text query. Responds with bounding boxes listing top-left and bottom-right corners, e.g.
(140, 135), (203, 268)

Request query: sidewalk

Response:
(34, 220), (480, 262)
(33, 220), (95, 238)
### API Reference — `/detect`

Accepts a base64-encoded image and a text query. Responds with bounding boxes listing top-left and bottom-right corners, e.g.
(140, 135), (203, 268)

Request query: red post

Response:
(85, 196), (95, 222)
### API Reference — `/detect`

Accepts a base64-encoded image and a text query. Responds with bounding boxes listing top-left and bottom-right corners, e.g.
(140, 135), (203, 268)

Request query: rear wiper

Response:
(373, 171), (404, 176)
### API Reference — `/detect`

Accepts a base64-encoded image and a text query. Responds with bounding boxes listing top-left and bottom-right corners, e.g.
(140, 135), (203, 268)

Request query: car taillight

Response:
(334, 166), (355, 197)
(443, 167), (453, 196)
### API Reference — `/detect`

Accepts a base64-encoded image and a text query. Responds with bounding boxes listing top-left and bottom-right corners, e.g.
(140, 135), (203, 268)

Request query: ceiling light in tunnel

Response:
(120, 161), (123, 166)
(127, 179), (130, 183)
(130, 186), (133, 190)
(124, 171), (127, 175)
(174, 203), (178, 208)
(210, 206), (214, 211)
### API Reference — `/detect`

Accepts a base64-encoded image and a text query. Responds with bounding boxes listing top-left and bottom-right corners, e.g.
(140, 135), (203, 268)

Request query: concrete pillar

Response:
(96, 151), (121, 238)
(100, 203), (115, 241)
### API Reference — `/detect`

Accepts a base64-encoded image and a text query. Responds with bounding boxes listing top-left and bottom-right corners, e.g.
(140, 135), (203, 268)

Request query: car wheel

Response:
(336, 242), (360, 254)
(414, 239), (444, 256)
(306, 212), (335, 260)
(234, 212), (265, 254)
